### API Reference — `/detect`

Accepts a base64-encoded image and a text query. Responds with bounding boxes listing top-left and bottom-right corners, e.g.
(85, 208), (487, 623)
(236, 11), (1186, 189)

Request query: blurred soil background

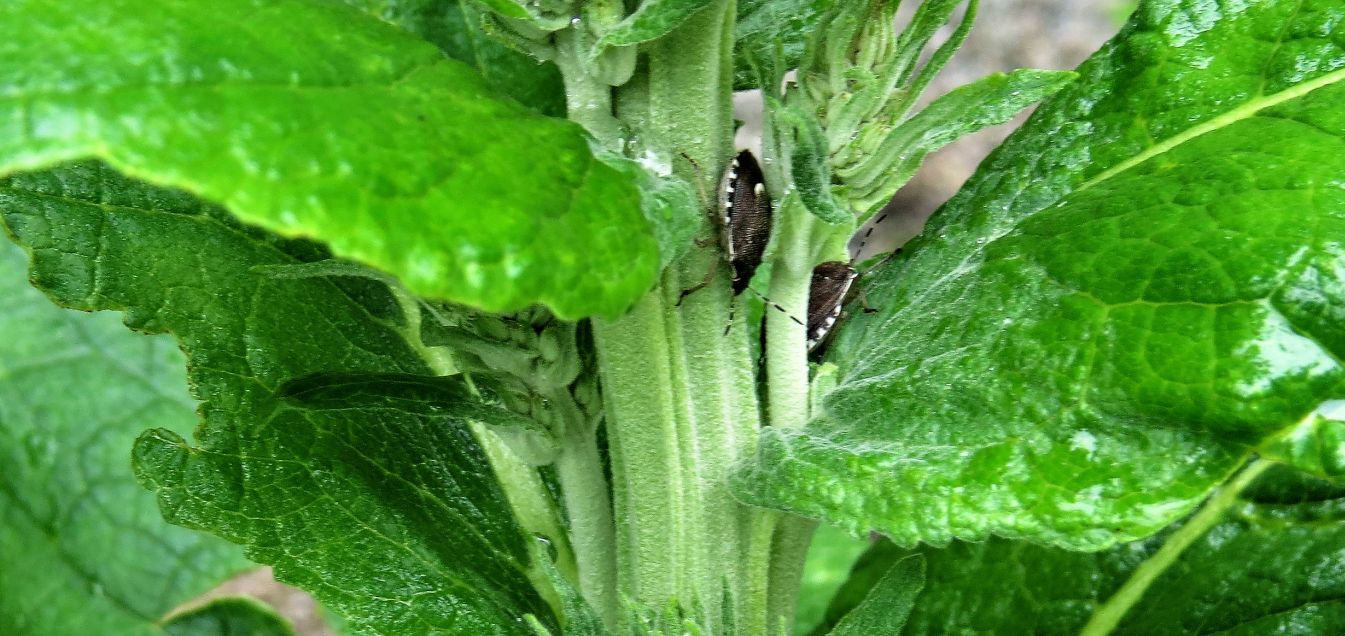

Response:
(216, 2), (1132, 633)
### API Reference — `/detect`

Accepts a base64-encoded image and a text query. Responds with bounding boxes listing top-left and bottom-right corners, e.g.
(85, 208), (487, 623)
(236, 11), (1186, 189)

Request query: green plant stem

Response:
(1078, 456), (1273, 636)
(473, 425), (573, 612)
(554, 423), (619, 628)
(555, 29), (623, 147)
(395, 286), (578, 600)
(759, 199), (819, 631)
(592, 283), (687, 607)
(589, 0), (763, 630)
(763, 199), (816, 431)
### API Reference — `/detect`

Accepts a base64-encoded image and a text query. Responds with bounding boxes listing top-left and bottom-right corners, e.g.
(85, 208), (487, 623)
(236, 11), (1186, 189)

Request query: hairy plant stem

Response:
(549, 20), (636, 632)
(565, 0), (782, 631)
(553, 419), (619, 627)
(1079, 456), (1274, 636)
(758, 200), (853, 630)
(758, 200), (818, 630)
(555, 29), (623, 147)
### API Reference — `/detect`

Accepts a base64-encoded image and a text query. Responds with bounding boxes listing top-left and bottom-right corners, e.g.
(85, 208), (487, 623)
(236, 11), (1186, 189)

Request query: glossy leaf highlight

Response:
(737, 0), (1345, 550)
(0, 0), (660, 319)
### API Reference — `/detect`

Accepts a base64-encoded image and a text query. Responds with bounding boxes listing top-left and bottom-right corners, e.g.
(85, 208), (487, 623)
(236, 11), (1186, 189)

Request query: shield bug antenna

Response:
(805, 212), (903, 351)
(675, 150), (775, 334)
(758, 211), (900, 352)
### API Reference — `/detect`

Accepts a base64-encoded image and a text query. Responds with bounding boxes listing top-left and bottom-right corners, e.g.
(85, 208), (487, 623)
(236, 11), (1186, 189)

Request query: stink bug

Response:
(757, 211), (899, 352)
(720, 150), (773, 295)
(678, 150), (774, 308)
(805, 261), (859, 351)
(804, 210), (904, 351)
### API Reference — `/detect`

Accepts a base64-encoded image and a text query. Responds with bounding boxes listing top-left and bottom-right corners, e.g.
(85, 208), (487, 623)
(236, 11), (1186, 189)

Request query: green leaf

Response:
(733, 0), (833, 90)
(343, 0), (567, 116)
(0, 0), (660, 320)
(774, 102), (850, 224)
(592, 149), (701, 270)
(164, 598), (296, 636)
(736, 0), (1345, 549)
(837, 69), (1076, 219)
(0, 163), (553, 635)
(807, 539), (906, 636)
(524, 540), (610, 636)
(895, 465), (1345, 634)
(0, 240), (252, 635)
(826, 555), (922, 636)
(594, 0), (713, 51)
(1262, 403), (1345, 479)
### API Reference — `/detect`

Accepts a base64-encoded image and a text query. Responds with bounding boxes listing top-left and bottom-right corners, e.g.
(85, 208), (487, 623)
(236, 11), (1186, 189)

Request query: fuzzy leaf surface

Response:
(0, 241), (251, 635)
(737, 0), (1345, 549)
(892, 467), (1345, 634)
(0, 163), (552, 635)
(826, 555), (923, 636)
(0, 0), (659, 319)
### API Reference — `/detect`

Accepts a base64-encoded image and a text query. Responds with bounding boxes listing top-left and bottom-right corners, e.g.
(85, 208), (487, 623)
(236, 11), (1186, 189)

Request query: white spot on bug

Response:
(754, 183), (765, 196)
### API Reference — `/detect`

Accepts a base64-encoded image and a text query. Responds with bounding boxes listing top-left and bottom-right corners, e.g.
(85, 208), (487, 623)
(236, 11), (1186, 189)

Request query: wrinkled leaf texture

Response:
(822, 466), (1345, 634)
(0, 241), (253, 635)
(0, 164), (552, 635)
(737, 0), (1345, 550)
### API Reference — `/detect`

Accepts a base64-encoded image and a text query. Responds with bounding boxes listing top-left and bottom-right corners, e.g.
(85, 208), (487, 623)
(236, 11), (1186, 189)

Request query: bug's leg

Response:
(723, 294), (736, 336)
(679, 151), (712, 208)
(676, 258), (721, 307)
(857, 288), (879, 313)
(853, 248), (902, 313)
(757, 293), (803, 326)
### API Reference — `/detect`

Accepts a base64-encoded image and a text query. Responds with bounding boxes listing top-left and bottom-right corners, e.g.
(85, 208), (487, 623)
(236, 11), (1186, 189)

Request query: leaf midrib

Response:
(1077, 67), (1345, 193)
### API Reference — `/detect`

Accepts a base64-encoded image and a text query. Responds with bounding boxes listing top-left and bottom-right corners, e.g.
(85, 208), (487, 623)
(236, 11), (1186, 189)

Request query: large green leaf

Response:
(0, 163), (553, 635)
(736, 0), (1345, 549)
(0, 0), (659, 320)
(0, 241), (253, 635)
(342, 0), (567, 116)
(890, 466), (1345, 634)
